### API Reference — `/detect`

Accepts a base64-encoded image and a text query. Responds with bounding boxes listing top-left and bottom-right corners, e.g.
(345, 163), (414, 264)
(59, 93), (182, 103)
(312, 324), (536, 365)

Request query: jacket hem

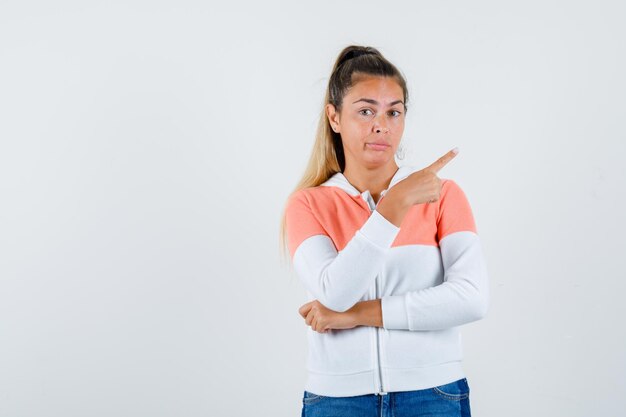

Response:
(304, 361), (465, 397)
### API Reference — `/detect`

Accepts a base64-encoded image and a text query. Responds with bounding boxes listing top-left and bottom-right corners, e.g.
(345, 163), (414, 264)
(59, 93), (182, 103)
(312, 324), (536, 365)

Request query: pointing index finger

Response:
(425, 147), (459, 173)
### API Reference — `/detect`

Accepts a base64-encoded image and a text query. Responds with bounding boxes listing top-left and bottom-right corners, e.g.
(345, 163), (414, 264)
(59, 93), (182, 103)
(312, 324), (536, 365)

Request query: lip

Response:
(366, 142), (391, 151)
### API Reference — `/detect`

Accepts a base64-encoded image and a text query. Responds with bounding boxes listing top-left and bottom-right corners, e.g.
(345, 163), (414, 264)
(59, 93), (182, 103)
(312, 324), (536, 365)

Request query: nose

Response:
(374, 116), (390, 134)
(374, 125), (389, 134)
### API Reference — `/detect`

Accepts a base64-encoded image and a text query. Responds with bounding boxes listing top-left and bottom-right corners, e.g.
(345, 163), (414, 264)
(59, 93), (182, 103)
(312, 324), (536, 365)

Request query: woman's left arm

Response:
(379, 179), (490, 331)
(347, 231), (489, 331)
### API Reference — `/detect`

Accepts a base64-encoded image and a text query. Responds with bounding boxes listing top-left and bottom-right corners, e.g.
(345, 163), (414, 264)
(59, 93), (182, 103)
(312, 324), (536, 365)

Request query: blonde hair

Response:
(278, 45), (409, 265)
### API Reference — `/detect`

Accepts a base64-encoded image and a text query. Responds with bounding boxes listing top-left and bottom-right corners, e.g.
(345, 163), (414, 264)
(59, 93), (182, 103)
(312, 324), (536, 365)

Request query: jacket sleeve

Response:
(380, 179), (490, 331)
(285, 190), (400, 312)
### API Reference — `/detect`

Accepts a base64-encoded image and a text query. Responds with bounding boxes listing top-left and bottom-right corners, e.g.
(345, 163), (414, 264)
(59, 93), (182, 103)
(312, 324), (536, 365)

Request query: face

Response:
(326, 75), (406, 170)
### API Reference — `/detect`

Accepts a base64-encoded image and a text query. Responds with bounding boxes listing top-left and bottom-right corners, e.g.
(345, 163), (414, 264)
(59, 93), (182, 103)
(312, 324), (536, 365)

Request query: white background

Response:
(1, 1), (624, 416)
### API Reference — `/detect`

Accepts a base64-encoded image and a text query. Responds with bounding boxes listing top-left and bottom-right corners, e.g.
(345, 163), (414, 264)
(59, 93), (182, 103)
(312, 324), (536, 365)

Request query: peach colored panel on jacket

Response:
(285, 187), (370, 258)
(392, 202), (439, 247)
(285, 179), (478, 258)
(436, 179), (477, 241)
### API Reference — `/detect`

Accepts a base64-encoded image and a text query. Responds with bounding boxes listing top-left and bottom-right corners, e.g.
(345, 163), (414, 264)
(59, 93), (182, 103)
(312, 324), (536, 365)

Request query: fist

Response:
(298, 300), (358, 333)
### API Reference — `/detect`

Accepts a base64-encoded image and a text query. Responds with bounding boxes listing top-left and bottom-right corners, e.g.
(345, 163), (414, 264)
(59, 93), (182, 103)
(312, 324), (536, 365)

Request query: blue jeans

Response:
(301, 377), (471, 417)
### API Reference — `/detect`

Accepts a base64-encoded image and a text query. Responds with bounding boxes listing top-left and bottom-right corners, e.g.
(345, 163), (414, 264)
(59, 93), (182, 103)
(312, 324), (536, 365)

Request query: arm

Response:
(285, 190), (402, 313)
(379, 180), (490, 331)
(347, 299), (383, 328)
(348, 233), (489, 330)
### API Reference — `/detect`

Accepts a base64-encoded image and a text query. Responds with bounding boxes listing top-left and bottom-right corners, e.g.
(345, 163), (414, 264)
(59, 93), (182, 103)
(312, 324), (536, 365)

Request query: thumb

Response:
(298, 302), (311, 318)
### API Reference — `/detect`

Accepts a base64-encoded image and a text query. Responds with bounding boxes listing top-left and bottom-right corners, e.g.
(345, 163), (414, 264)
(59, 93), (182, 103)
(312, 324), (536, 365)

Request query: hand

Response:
(298, 300), (358, 334)
(389, 147), (459, 206)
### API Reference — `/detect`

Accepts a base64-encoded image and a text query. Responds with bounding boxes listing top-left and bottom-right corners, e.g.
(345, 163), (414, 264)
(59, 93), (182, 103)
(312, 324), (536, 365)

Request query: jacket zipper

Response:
(374, 271), (387, 395)
(364, 192), (388, 396)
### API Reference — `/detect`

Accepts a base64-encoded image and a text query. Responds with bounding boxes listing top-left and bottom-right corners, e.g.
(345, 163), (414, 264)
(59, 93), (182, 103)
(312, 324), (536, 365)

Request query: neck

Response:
(342, 162), (400, 202)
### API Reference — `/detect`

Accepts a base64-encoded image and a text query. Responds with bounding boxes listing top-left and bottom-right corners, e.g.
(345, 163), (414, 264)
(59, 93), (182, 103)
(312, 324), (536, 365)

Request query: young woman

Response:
(279, 45), (489, 417)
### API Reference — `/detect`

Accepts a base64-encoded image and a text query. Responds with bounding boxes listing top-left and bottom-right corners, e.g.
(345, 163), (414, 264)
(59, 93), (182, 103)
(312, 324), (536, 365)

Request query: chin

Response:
(362, 155), (393, 169)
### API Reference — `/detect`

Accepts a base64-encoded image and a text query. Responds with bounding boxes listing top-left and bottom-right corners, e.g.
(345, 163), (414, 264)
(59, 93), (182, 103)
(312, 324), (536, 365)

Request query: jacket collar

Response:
(320, 165), (417, 197)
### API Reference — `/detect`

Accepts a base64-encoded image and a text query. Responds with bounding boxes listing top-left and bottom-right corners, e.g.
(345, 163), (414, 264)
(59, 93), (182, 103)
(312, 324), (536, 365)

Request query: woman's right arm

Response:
(376, 192), (411, 227)
(285, 191), (405, 313)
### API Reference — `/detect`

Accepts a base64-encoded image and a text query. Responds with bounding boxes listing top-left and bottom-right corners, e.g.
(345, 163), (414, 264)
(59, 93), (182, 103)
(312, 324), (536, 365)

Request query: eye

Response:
(389, 110), (402, 117)
(359, 109), (373, 116)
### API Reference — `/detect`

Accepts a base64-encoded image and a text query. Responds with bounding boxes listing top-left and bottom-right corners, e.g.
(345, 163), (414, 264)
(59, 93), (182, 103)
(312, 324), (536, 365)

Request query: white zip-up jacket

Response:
(285, 165), (490, 397)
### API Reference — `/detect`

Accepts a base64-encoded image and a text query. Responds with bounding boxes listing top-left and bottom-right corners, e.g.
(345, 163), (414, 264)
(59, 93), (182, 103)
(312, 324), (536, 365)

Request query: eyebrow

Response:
(352, 98), (404, 107)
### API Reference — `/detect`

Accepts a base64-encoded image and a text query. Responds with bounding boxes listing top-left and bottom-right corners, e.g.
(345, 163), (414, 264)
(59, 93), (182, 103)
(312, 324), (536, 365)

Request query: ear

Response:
(326, 103), (341, 133)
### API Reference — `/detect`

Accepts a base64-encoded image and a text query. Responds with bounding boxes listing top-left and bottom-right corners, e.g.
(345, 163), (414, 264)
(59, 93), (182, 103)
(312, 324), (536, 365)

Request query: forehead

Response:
(345, 76), (404, 102)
